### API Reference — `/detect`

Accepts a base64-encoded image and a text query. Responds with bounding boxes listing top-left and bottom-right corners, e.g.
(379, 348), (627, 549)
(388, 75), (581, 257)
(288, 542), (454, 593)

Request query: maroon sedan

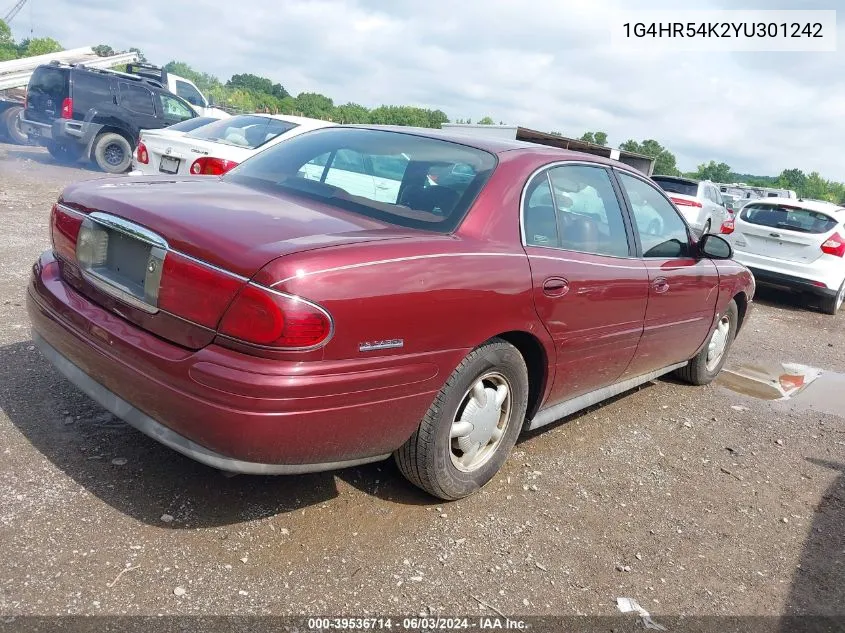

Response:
(27, 126), (754, 500)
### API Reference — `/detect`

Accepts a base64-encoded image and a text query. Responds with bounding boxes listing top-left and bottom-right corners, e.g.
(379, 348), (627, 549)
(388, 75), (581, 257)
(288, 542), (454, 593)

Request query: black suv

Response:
(20, 63), (197, 173)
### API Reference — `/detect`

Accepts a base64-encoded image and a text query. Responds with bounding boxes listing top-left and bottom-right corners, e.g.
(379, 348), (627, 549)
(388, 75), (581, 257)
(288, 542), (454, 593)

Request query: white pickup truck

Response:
(125, 63), (230, 119)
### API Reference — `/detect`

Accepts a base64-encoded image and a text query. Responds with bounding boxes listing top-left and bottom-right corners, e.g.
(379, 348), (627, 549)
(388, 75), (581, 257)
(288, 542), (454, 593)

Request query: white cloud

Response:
(10, 0), (845, 179)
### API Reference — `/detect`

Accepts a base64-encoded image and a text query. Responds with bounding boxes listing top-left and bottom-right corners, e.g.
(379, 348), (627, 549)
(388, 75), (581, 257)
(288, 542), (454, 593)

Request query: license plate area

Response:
(75, 212), (167, 313)
(159, 156), (180, 174)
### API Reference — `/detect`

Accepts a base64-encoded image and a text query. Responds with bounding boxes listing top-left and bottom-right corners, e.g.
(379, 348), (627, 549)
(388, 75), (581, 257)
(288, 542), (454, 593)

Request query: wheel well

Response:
(493, 331), (548, 422)
(733, 292), (748, 332)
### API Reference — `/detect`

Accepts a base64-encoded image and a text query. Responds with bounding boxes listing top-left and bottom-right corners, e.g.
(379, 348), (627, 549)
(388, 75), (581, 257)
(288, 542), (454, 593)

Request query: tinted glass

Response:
(652, 177), (699, 197)
(618, 172), (692, 258)
(225, 127), (497, 233)
(174, 80), (205, 107)
(26, 66), (68, 119)
(523, 176), (559, 247)
(741, 204), (839, 234)
(71, 71), (112, 112)
(158, 94), (195, 122)
(165, 116), (218, 132)
(119, 82), (155, 115)
(187, 115), (296, 149)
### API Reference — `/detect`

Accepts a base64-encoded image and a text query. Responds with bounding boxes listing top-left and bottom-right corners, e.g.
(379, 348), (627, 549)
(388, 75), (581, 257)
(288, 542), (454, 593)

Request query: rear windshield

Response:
(224, 127), (497, 233)
(166, 116), (219, 132)
(27, 66), (68, 110)
(652, 177), (698, 197)
(741, 204), (839, 234)
(186, 115), (296, 148)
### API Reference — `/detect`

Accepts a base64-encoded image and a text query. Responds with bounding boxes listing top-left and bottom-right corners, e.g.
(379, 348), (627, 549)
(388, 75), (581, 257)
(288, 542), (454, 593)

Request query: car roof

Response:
(651, 175), (700, 185)
(344, 124), (639, 169)
(744, 197), (845, 214)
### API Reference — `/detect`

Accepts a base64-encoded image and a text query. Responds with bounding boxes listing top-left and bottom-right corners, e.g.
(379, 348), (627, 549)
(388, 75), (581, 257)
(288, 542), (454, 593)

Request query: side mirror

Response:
(699, 233), (733, 260)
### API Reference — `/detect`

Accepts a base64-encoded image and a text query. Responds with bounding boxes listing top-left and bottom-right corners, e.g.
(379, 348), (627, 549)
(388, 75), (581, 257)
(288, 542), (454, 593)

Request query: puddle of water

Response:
(719, 362), (823, 400)
(719, 362), (845, 418)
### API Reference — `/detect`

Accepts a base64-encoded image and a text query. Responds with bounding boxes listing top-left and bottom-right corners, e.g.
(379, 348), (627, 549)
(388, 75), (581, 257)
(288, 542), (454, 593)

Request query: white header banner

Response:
(610, 10), (837, 52)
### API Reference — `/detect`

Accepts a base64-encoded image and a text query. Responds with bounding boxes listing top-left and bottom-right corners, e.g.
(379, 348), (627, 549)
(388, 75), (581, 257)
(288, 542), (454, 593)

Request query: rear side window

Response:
(71, 71), (112, 112)
(741, 204), (838, 234)
(523, 165), (630, 258)
(118, 82), (155, 115)
(652, 177), (699, 197)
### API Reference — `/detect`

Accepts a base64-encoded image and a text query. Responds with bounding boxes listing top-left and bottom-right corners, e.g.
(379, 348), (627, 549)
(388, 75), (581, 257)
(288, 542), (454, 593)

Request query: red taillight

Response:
(189, 157), (239, 176)
(157, 252), (243, 329)
(60, 97), (73, 119)
(720, 219), (735, 234)
(670, 197), (702, 208)
(821, 232), (845, 257)
(219, 284), (332, 349)
(50, 204), (83, 261)
(136, 142), (149, 165)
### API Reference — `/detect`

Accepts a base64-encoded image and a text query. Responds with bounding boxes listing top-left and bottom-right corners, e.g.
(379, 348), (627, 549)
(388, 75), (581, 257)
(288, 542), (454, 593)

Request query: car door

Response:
(117, 82), (159, 138)
(615, 170), (719, 378)
(522, 163), (649, 405)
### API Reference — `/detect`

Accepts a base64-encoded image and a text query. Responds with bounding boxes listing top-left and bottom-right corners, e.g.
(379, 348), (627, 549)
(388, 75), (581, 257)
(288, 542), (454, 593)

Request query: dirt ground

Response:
(0, 142), (843, 621)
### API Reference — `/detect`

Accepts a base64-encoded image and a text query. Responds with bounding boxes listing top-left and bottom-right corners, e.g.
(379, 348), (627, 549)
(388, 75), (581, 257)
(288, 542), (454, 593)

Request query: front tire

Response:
(93, 132), (133, 173)
(394, 338), (529, 500)
(675, 299), (738, 386)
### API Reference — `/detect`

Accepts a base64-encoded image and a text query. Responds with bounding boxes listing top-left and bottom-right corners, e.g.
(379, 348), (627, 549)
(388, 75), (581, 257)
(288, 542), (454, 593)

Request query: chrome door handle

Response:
(542, 277), (570, 297)
(652, 277), (670, 294)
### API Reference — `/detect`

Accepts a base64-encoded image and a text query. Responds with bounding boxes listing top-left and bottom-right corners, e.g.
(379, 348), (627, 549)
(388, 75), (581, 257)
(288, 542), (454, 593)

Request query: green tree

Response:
(294, 92), (334, 119)
(335, 102), (370, 124)
(18, 37), (63, 57)
(580, 132), (595, 144)
(594, 132), (608, 146)
(693, 160), (732, 182)
(92, 44), (114, 57)
(227, 73), (289, 99)
(427, 109), (449, 128)
(620, 139), (680, 176)
(477, 116), (495, 125)
(804, 171), (829, 200)
(777, 168), (807, 194)
(0, 19), (15, 61)
(129, 47), (147, 63)
(163, 61), (221, 93)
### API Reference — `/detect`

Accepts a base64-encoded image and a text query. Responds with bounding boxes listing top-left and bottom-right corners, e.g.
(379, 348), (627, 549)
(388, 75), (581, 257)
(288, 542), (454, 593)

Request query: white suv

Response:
(652, 176), (732, 235)
(727, 198), (845, 314)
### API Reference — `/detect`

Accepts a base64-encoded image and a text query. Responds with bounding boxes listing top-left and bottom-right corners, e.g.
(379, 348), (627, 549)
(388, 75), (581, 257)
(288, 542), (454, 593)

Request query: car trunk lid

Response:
(55, 177), (419, 349)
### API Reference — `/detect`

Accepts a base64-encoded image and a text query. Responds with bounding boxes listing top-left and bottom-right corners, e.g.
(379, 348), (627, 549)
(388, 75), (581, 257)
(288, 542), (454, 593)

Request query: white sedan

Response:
(130, 114), (333, 177)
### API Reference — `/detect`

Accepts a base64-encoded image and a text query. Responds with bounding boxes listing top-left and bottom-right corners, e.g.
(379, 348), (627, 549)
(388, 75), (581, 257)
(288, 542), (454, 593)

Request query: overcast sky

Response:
(9, 0), (844, 179)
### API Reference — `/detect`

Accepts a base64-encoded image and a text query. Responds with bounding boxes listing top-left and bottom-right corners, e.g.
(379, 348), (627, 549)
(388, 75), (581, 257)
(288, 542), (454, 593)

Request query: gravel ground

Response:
(0, 142), (843, 620)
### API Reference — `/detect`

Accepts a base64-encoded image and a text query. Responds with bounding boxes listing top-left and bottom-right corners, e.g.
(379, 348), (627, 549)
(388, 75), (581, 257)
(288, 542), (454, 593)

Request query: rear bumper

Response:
(20, 116), (102, 149)
(27, 251), (448, 473)
(746, 266), (839, 298)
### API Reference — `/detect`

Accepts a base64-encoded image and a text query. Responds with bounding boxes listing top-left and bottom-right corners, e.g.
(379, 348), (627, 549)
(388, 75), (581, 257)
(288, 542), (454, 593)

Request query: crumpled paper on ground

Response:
(616, 597), (667, 631)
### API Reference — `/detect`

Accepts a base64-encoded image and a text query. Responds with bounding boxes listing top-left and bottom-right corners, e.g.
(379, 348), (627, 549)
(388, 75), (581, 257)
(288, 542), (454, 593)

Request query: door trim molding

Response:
(527, 361), (688, 431)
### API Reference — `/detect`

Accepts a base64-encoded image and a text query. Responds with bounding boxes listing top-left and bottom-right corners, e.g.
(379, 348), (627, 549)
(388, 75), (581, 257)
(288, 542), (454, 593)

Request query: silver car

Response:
(652, 176), (732, 235)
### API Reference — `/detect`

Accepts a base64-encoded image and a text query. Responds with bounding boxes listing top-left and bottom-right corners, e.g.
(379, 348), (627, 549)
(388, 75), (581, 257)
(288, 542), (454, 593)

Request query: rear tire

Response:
(93, 132), (133, 173)
(675, 299), (738, 386)
(46, 141), (84, 164)
(2, 106), (28, 145)
(820, 281), (845, 315)
(394, 338), (529, 500)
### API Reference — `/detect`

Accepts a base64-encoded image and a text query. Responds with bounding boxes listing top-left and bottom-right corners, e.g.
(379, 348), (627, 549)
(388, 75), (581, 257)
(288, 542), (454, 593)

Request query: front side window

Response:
(618, 171), (692, 258)
(118, 82), (155, 115)
(225, 127), (497, 233)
